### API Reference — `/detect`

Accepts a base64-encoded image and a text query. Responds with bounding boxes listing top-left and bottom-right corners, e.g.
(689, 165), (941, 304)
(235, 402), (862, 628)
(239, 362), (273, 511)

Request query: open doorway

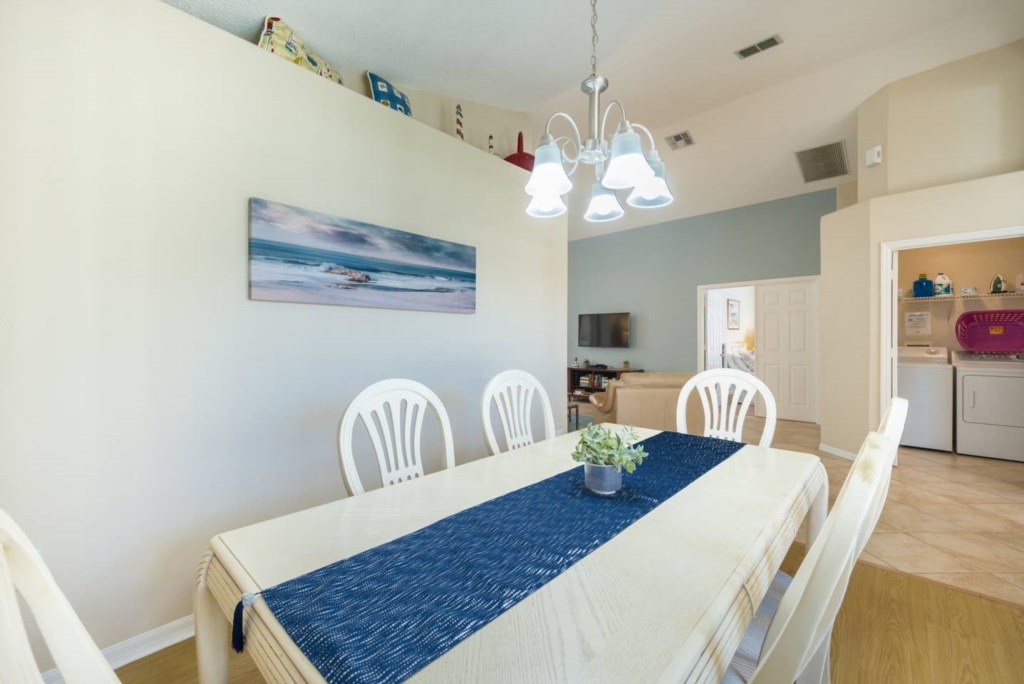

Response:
(880, 227), (1024, 460)
(703, 285), (755, 373)
(697, 275), (819, 423)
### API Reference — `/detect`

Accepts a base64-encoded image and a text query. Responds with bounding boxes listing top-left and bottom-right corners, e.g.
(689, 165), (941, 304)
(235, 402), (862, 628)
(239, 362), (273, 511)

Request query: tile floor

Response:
(762, 417), (1024, 609)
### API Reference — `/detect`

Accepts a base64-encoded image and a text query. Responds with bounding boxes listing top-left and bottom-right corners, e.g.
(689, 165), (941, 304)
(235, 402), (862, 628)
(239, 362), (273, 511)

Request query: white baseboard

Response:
(819, 443), (857, 461)
(42, 614), (194, 683)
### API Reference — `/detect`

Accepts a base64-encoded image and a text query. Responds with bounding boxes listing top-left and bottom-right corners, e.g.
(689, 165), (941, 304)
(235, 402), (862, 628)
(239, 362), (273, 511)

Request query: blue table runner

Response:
(253, 431), (744, 683)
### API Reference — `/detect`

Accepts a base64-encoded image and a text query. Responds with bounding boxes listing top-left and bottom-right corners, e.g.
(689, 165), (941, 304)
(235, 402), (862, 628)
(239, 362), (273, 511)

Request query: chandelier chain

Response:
(590, 0), (599, 75)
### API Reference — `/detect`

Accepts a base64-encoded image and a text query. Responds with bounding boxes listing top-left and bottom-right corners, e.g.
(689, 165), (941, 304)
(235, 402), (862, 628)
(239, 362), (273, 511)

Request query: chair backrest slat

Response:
(337, 379), (455, 495)
(0, 510), (119, 683)
(482, 370), (556, 455)
(677, 369), (777, 447)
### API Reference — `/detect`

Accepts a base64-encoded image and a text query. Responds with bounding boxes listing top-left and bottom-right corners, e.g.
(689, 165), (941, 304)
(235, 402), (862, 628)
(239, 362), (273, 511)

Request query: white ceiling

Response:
(164, 0), (1024, 239)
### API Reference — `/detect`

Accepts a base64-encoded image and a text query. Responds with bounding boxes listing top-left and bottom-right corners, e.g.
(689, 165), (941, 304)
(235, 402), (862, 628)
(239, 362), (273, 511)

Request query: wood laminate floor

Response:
(116, 549), (1024, 684)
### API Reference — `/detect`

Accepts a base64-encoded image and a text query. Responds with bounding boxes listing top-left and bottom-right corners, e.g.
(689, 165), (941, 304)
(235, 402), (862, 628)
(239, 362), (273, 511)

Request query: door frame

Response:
(878, 224), (1024, 421)
(696, 275), (821, 421)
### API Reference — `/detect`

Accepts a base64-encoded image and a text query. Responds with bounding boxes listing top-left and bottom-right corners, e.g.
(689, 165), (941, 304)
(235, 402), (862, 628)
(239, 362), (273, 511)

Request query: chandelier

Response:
(525, 0), (672, 221)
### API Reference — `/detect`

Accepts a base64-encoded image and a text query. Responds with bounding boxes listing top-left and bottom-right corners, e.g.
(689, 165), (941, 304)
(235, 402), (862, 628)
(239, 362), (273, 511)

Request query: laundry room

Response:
(897, 236), (1024, 460)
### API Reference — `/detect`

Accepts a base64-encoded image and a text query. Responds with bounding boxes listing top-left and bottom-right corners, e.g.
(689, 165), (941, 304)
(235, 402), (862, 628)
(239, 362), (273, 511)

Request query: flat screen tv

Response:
(579, 312), (630, 348)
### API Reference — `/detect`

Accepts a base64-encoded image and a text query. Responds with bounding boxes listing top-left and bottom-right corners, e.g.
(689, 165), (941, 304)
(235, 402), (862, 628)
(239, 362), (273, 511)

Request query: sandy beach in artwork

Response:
(251, 284), (476, 313)
(249, 198), (476, 314)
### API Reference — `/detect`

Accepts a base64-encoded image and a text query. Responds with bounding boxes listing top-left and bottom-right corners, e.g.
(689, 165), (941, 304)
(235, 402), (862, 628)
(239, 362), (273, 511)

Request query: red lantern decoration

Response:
(504, 132), (535, 172)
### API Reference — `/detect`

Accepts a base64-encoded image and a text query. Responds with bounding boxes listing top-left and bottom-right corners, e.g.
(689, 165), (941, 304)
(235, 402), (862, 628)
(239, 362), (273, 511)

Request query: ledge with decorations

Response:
(256, 16), (533, 167)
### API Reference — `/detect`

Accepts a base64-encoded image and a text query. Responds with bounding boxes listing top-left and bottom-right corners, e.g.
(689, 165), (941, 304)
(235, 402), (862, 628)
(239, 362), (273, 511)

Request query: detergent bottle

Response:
(934, 272), (952, 296)
(913, 274), (934, 298)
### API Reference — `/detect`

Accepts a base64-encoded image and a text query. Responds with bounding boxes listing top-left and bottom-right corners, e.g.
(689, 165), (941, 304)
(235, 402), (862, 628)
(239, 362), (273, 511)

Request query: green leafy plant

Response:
(571, 424), (647, 473)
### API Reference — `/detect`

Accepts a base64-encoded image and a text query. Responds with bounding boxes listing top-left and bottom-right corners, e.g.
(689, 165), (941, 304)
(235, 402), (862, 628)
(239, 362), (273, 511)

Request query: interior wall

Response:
(835, 181), (859, 210)
(819, 202), (873, 455)
(567, 191), (834, 372)
(338, 71), (533, 160)
(856, 88), (890, 203)
(858, 39), (1024, 202)
(897, 238), (1024, 347)
(0, 0), (567, 667)
(820, 171), (1024, 454)
(167, 5), (536, 161)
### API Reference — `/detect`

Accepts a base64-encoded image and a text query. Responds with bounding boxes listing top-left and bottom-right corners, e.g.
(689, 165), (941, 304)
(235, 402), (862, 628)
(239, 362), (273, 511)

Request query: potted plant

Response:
(572, 424), (647, 495)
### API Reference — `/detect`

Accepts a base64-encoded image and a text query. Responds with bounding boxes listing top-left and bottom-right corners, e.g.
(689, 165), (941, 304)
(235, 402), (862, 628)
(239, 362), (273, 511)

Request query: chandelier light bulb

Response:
(524, 141), (573, 197)
(601, 124), (655, 190)
(627, 156), (673, 208)
(526, 192), (568, 218)
(583, 182), (624, 222)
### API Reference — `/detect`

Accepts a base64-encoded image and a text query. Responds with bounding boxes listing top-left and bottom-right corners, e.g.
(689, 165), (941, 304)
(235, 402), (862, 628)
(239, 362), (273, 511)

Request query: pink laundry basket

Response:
(955, 310), (1024, 352)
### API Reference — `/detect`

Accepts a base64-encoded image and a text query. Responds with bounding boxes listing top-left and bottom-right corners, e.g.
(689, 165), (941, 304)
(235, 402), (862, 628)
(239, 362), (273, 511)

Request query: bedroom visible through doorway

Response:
(703, 286), (755, 373)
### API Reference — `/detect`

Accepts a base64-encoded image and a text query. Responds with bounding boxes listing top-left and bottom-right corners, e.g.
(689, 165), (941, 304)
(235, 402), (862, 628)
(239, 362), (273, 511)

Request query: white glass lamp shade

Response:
(526, 193), (567, 218)
(627, 157), (673, 208)
(584, 182), (624, 222)
(524, 142), (572, 197)
(601, 127), (654, 190)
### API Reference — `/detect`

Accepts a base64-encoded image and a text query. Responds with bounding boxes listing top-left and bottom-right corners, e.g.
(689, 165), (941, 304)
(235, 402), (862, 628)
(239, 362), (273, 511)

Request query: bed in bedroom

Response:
(722, 342), (756, 374)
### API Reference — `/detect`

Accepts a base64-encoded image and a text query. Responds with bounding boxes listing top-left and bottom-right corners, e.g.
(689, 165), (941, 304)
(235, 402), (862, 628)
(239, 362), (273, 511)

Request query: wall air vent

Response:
(795, 140), (849, 182)
(735, 34), (783, 59)
(666, 130), (695, 151)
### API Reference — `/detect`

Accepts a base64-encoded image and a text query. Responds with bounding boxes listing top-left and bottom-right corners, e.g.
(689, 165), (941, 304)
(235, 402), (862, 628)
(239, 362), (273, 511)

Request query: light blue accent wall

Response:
(568, 190), (835, 372)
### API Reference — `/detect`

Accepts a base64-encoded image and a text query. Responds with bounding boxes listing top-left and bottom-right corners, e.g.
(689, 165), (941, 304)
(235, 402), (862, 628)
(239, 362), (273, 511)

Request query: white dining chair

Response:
(481, 369), (556, 455)
(676, 369), (777, 447)
(337, 379), (455, 496)
(724, 398), (908, 684)
(0, 509), (119, 683)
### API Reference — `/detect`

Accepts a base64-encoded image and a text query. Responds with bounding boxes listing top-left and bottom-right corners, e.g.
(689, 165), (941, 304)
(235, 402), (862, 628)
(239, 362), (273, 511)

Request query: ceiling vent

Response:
(735, 34), (783, 59)
(795, 140), (849, 182)
(665, 130), (695, 151)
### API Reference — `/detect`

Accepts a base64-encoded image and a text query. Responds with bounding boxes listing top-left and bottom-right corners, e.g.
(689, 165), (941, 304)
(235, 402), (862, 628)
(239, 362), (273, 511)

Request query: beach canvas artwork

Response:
(249, 198), (476, 313)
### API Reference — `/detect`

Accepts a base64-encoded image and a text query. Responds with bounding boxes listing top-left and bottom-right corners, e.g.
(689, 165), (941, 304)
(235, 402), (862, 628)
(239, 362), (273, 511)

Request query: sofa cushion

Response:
(590, 372), (705, 433)
(620, 372), (693, 387)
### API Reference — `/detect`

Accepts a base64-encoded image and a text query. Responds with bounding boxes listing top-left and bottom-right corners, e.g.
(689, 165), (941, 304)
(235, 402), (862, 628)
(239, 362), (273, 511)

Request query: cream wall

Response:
(820, 172), (1024, 454)
(856, 88), (889, 203)
(858, 40), (1024, 202)
(835, 181), (858, 210)
(819, 202), (873, 455)
(338, 70), (533, 159)
(0, 0), (566, 668)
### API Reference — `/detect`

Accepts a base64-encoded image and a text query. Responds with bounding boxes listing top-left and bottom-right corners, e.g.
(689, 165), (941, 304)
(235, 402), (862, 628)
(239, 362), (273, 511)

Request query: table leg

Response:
(194, 550), (230, 684)
(807, 478), (828, 547)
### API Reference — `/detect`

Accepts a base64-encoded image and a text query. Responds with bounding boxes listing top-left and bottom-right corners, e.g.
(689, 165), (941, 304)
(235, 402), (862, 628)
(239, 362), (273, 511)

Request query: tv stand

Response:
(567, 366), (642, 400)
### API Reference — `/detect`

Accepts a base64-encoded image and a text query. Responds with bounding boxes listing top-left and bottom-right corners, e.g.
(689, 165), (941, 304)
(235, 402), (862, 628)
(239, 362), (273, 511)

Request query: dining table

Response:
(194, 425), (827, 684)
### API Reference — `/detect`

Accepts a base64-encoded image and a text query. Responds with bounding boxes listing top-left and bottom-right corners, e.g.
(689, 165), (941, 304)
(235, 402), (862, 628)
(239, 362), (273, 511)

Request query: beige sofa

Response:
(589, 372), (704, 433)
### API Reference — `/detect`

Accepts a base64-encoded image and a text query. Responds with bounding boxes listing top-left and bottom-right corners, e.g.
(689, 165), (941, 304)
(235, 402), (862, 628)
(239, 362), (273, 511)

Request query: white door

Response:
(705, 290), (725, 370)
(756, 279), (819, 423)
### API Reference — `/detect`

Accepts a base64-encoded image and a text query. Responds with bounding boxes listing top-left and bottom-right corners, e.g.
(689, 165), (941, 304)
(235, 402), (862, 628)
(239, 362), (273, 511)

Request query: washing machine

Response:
(897, 346), (953, 451)
(955, 351), (1024, 462)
